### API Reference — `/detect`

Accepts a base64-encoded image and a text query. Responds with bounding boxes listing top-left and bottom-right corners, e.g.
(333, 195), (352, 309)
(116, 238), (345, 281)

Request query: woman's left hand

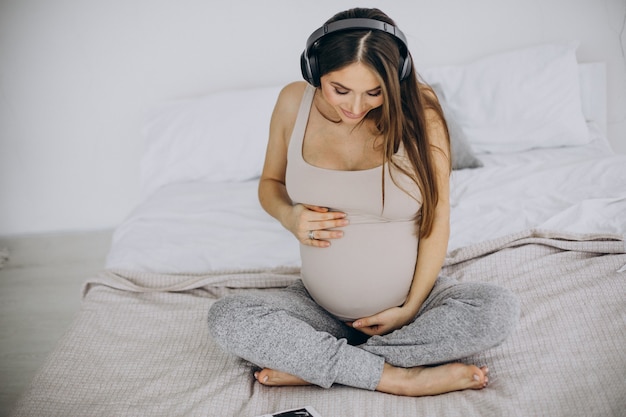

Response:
(346, 306), (415, 336)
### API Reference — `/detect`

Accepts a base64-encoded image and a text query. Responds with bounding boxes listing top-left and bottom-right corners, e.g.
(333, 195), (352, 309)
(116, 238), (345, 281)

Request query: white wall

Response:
(1, 0), (625, 236)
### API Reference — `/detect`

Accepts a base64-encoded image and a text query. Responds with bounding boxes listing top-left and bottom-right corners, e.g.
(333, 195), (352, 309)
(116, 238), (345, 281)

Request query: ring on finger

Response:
(308, 230), (315, 240)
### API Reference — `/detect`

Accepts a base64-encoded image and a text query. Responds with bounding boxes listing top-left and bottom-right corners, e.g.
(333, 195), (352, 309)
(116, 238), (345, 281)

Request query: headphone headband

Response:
(304, 18), (408, 52)
(300, 18), (411, 87)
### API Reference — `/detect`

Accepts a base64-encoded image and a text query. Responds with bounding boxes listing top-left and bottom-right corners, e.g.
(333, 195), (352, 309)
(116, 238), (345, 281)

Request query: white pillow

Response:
(141, 85), (282, 197)
(422, 42), (589, 153)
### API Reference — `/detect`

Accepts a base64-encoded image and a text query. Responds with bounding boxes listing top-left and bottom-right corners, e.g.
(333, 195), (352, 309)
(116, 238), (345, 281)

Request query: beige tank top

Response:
(286, 84), (422, 321)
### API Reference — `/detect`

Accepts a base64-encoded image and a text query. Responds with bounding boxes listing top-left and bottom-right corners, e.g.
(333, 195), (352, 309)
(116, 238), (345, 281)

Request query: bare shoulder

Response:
(419, 85), (443, 120)
(417, 85), (443, 128)
(275, 81), (308, 115)
(280, 80), (309, 98)
(420, 83), (438, 102)
(270, 81), (309, 145)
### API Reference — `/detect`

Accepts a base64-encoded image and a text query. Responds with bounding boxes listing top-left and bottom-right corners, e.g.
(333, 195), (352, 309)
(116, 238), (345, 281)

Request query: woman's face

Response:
(319, 62), (384, 125)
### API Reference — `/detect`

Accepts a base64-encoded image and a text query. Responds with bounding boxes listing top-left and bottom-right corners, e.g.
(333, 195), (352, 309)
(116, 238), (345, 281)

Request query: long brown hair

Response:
(314, 8), (451, 238)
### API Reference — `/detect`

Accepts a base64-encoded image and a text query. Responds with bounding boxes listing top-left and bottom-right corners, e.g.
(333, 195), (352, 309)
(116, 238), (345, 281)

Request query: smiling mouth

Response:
(341, 108), (368, 120)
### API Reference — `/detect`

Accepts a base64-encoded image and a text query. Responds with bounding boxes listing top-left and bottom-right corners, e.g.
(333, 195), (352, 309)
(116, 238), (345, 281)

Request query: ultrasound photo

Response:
(254, 405), (322, 417)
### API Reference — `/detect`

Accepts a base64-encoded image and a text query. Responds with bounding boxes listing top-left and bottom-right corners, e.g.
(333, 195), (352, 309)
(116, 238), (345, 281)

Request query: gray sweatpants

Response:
(207, 276), (519, 391)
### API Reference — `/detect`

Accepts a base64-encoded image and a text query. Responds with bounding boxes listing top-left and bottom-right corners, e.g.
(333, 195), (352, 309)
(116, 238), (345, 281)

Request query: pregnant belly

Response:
(300, 221), (418, 321)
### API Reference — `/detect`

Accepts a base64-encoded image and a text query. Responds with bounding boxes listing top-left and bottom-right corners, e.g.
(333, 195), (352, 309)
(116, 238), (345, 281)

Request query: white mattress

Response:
(105, 123), (626, 274)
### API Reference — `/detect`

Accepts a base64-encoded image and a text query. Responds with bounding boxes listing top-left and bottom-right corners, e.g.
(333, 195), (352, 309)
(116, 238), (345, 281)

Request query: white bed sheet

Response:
(449, 123), (626, 250)
(106, 180), (300, 274)
(105, 123), (626, 274)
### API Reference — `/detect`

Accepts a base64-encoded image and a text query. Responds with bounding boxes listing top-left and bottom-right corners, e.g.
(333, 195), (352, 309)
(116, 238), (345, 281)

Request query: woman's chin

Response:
(341, 109), (367, 122)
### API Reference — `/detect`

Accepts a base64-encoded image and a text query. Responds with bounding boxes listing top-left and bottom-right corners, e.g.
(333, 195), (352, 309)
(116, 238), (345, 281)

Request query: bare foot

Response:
(254, 362), (489, 396)
(376, 363), (489, 397)
(254, 368), (312, 387)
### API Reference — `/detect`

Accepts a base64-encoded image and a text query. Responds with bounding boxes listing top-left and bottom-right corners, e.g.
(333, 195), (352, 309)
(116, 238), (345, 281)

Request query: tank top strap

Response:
(288, 84), (316, 163)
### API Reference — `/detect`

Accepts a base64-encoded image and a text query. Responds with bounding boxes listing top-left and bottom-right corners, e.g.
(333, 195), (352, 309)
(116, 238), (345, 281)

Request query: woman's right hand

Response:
(288, 204), (348, 247)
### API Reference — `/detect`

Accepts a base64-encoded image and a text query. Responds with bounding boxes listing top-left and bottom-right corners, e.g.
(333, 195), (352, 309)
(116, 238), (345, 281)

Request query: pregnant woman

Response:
(208, 7), (519, 397)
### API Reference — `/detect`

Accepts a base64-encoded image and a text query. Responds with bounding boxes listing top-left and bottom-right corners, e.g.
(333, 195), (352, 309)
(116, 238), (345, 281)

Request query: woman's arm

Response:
(258, 82), (348, 247)
(350, 106), (451, 335)
(258, 83), (300, 227)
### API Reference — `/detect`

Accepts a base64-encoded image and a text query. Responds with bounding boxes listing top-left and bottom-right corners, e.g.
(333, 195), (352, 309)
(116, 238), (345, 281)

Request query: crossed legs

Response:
(207, 277), (519, 396)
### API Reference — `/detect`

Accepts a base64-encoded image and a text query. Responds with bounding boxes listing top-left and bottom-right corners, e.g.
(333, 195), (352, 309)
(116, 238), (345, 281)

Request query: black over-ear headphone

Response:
(300, 18), (412, 87)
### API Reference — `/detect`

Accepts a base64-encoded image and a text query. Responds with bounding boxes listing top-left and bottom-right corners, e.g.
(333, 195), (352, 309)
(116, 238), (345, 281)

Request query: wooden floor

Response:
(0, 230), (113, 417)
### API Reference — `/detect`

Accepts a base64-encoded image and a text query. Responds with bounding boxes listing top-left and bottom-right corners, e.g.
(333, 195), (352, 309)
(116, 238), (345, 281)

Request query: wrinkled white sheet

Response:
(106, 180), (300, 273)
(449, 124), (626, 250)
(106, 124), (626, 274)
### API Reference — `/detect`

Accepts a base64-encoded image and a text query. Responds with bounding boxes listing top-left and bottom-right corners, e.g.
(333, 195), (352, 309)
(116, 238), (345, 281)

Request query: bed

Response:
(11, 42), (626, 416)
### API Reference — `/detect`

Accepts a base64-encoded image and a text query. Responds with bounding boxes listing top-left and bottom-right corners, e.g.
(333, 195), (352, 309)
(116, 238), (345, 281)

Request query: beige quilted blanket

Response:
(11, 230), (626, 417)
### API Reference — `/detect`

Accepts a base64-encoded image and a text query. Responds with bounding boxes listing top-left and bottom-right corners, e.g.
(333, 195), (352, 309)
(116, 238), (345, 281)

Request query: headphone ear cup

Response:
(398, 52), (412, 82)
(300, 51), (314, 86)
(308, 52), (320, 87)
(300, 48), (321, 87)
